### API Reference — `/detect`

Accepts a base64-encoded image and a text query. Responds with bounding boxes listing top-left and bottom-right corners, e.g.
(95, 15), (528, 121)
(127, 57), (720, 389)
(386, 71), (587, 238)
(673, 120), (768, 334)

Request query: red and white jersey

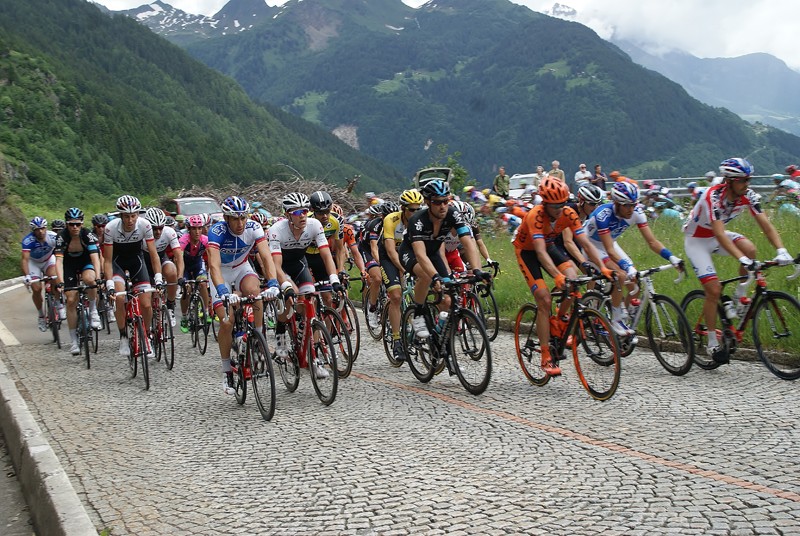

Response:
(141, 225), (181, 256)
(682, 183), (763, 238)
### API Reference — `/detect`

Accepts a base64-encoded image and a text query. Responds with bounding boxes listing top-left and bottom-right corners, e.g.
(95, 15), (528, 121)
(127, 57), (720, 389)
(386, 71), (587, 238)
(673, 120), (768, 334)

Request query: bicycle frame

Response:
(626, 264), (684, 331)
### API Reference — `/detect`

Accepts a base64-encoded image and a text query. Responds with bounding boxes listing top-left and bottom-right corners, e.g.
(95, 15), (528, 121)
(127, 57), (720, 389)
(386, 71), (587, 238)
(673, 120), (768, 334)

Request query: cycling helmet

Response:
(250, 212), (269, 227)
(399, 189), (424, 206)
(165, 216), (176, 228)
(785, 165), (797, 174)
(685, 181), (698, 191)
(577, 184), (605, 204)
(200, 213), (211, 226)
(641, 180), (654, 190)
(30, 216), (47, 230)
(421, 179), (451, 198)
(221, 196), (250, 216)
(309, 191), (333, 211)
(380, 201), (401, 216)
(145, 207), (167, 227)
(91, 214), (108, 226)
(174, 214), (186, 223)
(719, 157), (753, 179)
(772, 173), (785, 182)
(538, 176), (570, 204)
(186, 215), (204, 228)
(452, 200), (476, 224)
(116, 195), (142, 213)
(51, 219), (65, 231)
(611, 181), (639, 204)
(368, 203), (384, 217)
(331, 203), (344, 217)
(281, 192), (310, 213)
(705, 171), (716, 179)
(65, 207), (84, 221)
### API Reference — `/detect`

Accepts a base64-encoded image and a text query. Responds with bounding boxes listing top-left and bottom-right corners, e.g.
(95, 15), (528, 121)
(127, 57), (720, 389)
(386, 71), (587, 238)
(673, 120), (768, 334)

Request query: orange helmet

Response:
(539, 176), (570, 204)
(331, 203), (344, 217)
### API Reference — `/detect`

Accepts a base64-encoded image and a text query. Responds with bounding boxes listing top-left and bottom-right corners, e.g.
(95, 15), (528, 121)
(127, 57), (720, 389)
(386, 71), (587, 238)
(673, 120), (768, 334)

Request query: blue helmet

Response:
(610, 181), (639, 204)
(719, 157), (753, 179)
(221, 196), (250, 216)
(421, 179), (451, 198)
(65, 207), (84, 221)
(30, 216), (47, 230)
(685, 181), (698, 191)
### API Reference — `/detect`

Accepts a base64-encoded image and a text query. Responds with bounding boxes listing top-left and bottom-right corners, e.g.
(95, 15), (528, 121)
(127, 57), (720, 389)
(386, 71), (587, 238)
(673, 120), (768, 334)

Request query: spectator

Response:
(549, 160), (566, 182)
(592, 164), (607, 191)
(493, 166), (510, 198)
(533, 165), (546, 187)
(574, 163), (593, 188)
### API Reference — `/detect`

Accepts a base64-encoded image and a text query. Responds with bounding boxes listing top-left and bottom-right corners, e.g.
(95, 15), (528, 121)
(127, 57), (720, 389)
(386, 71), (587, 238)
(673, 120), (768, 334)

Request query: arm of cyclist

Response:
(383, 237), (404, 273)
(103, 243), (115, 293)
(20, 250), (30, 285)
(172, 247), (185, 285)
(638, 225), (683, 270)
(254, 239), (279, 298)
(574, 233), (614, 281)
(319, 245), (342, 291)
(145, 239), (163, 286)
(752, 212), (792, 265)
(598, 231), (637, 279)
(562, 228), (584, 265)
(456, 232), (484, 278)
(533, 237), (565, 289)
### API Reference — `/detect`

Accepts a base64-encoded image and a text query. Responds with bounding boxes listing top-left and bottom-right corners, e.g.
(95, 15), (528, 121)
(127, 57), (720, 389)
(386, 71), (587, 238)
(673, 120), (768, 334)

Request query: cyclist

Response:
(360, 203), (387, 330)
(447, 200), (495, 270)
(247, 212), (271, 278)
(142, 207), (184, 327)
(766, 173), (800, 204)
(51, 219), (66, 234)
(306, 191), (346, 309)
(54, 208), (102, 355)
(380, 191), (422, 361)
(583, 181), (684, 333)
(21, 216), (61, 330)
(683, 157), (793, 364)
(399, 180), (488, 339)
(207, 196), (280, 395)
(560, 184), (606, 267)
(333, 203), (368, 280)
(268, 193), (342, 378)
(91, 214), (109, 273)
(178, 214), (211, 333)
(104, 195), (162, 357)
(513, 177), (613, 376)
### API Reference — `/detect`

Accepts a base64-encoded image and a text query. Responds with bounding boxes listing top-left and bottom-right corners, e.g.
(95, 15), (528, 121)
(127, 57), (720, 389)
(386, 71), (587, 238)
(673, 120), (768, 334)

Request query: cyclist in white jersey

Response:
(104, 195), (162, 357)
(21, 216), (61, 331)
(583, 182), (684, 334)
(683, 157), (793, 364)
(268, 192), (342, 373)
(207, 196), (280, 396)
(142, 207), (184, 327)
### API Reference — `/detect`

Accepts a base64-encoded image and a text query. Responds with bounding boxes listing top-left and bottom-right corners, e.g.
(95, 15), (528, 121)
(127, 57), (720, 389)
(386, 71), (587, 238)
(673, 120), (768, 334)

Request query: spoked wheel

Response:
(573, 308), (620, 401)
(382, 307), (403, 367)
(127, 319), (139, 379)
(645, 295), (694, 376)
(189, 298), (201, 349)
(339, 297), (361, 363)
(401, 306), (435, 383)
(514, 303), (550, 386)
(680, 290), (722, 370)
(476, 283), (500, 341)
(364, 298), (383, 341)
(80, 308), (91, 369)
(276, 349), (301, 393)
(97, 291), (113, 334)
(449, 309), (492, 395)
(752, 291), (800, 380)
(233, 355), (247, 405)
(49, 300), (61, 349)
(321, 306), (353, 379)
(309, 319), (338, 406)
(248, 330), (276, 421)
(159, 307), (175, 370)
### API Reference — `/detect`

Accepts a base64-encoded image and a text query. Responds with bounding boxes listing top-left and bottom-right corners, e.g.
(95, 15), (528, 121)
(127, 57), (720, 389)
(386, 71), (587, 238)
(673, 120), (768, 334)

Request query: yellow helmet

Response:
(400, 189), (424, 206)
(482, 188), (491, 196)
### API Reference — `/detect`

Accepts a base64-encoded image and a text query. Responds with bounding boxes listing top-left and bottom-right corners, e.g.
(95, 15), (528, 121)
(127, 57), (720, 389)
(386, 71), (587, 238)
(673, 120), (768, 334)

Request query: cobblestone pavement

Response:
(1, 288), (799, 535)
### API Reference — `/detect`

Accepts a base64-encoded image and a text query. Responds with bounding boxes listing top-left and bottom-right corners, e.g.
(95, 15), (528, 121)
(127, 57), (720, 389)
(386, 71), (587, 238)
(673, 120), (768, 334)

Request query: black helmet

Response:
(65, 207), (84, 221)
(309, 191), (333, 212)
(91, 213), (109, 226)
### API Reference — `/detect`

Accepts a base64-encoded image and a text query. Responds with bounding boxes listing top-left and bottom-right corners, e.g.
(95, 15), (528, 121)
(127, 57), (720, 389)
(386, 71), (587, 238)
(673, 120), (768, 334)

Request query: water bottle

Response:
(436, 311), (449, 333)
(736, 296), (752, 317)
(234, 330), (245, 359)
(721, 296), (737, 320)
(627, 298), (641, 321)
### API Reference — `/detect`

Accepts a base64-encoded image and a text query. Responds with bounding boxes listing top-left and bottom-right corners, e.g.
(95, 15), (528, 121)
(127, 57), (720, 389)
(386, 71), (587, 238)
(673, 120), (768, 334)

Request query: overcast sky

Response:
(94, 0), (800, 71)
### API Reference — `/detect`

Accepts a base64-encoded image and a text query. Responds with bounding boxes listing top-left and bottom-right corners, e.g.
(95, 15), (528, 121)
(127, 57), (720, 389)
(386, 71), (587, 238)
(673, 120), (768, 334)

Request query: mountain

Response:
(0, 0), (404, 196)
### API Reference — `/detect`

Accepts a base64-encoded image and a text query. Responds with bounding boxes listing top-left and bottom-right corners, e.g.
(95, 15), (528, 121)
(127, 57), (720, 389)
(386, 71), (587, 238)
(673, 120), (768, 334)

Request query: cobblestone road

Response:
(1, 286), (799, 535)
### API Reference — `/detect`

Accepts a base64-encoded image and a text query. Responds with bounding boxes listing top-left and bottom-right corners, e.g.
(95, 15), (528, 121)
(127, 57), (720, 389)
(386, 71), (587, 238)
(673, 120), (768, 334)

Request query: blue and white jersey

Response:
(583, 202), (648, 242)
(21, 231), (58, 262)
(207, 220), (265, 268)
(779, 179), (800, 191)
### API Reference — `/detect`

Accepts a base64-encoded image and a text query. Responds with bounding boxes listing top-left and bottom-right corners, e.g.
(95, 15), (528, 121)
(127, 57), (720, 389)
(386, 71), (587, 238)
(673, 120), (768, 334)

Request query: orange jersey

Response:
(512, 205), (584, 250)
(343, 223), (357, 248)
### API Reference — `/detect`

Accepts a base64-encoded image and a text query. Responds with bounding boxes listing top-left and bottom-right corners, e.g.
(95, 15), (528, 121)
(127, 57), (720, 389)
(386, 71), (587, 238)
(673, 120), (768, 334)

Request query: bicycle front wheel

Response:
(79, 307), (91, 369)
(645, 295), (693, 376)
(514, 303), (549, 386)
(752, 291), (800, 380)
(248, 330), (276, 421)
(680, 290), (721, 370)
(321, 306), (353, 379)
(160, 307), (175, 370)
(382, 306), (403, 367)
(573, 308), (620, 401)
(401, 306), (435, 383)
(340, 297), (361, 362)
(48, 298), (61, 349)
(134, 317), (149, 389)
(127, 319), (139, 378)
(189, 297), (201, 349)
(309, 319), (338, 406)
(449, 309), (492, 395)
(476, 284), (500, 341)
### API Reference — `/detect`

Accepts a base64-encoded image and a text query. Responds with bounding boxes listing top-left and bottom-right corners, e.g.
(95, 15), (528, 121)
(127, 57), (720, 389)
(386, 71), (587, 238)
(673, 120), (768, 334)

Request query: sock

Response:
(222, 358), (232, 373)
(119, 329), (127, 339)
(707, 331), (718, 348)
(69, 329), (77, 343)
(89, 299), (97, 312)
(612, 306), (625, 322)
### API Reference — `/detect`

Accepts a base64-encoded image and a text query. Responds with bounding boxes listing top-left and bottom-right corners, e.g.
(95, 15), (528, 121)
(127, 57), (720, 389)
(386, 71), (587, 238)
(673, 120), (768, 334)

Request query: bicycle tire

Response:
(80, 307), (91, 369)
(514, 303), (550, 386)
(127, 319), (138, 378)
(321, 306), (353, 379)
(449, 309), (492, 395)
(645, 294), (694, 376)
(135, 317), (149, 389)
(382, 306), (403, 367)
(680, 290), (722, 370)
(248, 329), (276, 421)
(752, 290), (800, 380)
(277, 349), (301, 392)
(309, 319), (338, 406)
(364, 297), (383, 341)
(340, 297), (361, 362)
(161, 306), (175, 370)
(572, 308), (620, 401)
(189, 297), (200, 349)
(48, 297), (61, 349)
(476, 283), (500, 341)
(401, 306), (435, 383)
(233, 352), (247, 405)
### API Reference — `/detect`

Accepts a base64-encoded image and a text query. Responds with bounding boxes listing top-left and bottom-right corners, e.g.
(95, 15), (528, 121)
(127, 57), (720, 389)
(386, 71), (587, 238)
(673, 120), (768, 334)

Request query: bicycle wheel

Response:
(189, 297), (201, 348)
(160, 307), (175, 370)
(752, 291), (800, 380)
(233, 354), (247, 405)
(572, 308), (620, 401)
(382, 306), (403, 367)
(247, 330), (276, 421)
(340, 297), (361, 362)
(476, 283), (500, 341)
(79, 307), (91, 369)
(309, 319), (338, 406)
(401, 306), (435, 383)
(645, 295), (693, 376)
(127, 319), (138, 378)
(321, 306), (353, 379)
(48, 298), (61, 349)
(364, 296), (383, 341)
(514, 303), (550, 386)
(449, 309), (492, 395)
(277, 348), (301, 392)
(680, 290), (722, 370)
(581, 290), (636, 358)
(134, 317), (149, 389)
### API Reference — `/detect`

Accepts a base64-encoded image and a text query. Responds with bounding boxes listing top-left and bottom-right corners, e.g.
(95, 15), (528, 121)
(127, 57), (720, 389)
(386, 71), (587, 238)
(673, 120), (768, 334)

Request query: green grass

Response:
(290, 91), (329, 124)
(537, 60), (570, 78)
(374, 70), (447, 94)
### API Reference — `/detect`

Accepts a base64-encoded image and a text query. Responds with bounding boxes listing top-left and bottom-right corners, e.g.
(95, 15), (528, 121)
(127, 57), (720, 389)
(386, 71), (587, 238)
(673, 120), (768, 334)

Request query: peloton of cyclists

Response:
(21, 216), (62, 331)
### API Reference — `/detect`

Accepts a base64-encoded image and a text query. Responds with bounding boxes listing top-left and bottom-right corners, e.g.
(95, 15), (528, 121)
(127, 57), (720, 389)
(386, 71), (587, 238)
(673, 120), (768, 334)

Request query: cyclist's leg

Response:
(431, 251), (452, 313)
(161, 258), (178, 311)
(236, 267), (262, 328)
(516, 248), (555, 369)
(546, 244), (577, 319)
(63, 267), (80, 331)
(209, 267), (235, 378)
(685, 235), (724, 353)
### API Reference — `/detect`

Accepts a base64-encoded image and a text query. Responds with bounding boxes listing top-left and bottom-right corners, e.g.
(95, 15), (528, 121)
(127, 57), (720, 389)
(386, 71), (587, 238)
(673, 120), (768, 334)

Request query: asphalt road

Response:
(0, 284), (799, 535)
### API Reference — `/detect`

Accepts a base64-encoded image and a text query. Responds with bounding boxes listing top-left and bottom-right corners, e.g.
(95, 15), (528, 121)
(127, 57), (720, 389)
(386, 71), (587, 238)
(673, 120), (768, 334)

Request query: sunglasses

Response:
(93, 224), (106, 229)
(616, 202), (636, 207)
(152, 226), (164, 231)
(546, 202), (567, 209)
(405, 206), (420, 213)
(583, 201), (599, 206)
(314, 209), (330, 215)
(289, 209), (309, 216)
(67, 222), (83, 227)
(429, 199), (450, 206)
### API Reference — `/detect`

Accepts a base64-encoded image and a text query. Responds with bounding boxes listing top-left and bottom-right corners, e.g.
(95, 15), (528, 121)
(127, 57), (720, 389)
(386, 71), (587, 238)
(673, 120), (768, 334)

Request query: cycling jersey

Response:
(400, 206), (470, 256)
(381, 211), (406, 248)
(141, 225), (181, 261)
(512, 205), (583, 250)
(21, 231), (57, 262)
(306, 216), (342, 255)
(779, 179), (800, 191)
(207, 220), (265, 267)
(358, 216), (384, 269)
(583, 203), (648, 242)
(55, 228), (100, 286)
(682, 183), (763, 239)
(103, 218), (155, 260)
(179, 233), (208, 266)
(268, 218), (327, 264)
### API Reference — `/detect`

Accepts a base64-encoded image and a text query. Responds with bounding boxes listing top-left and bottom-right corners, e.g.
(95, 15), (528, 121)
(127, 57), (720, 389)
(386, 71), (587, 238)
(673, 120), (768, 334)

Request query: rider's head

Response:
(116, 195), (142, 231)
(65, 208), (84, 234)
(720, 157), (753, 194)
(30, 216), (47, 237)
(577, 184), (605, 216)
(421, 180), (451, 219)
(310, 191), (333, 224)
(221, 196), (250, 235)
(610, 181), (639, 217)
(144, 207), (167, 239)
(281, 192), (310, 230)
(399, 189), (424, 219)
(539, 177), (570, 217)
